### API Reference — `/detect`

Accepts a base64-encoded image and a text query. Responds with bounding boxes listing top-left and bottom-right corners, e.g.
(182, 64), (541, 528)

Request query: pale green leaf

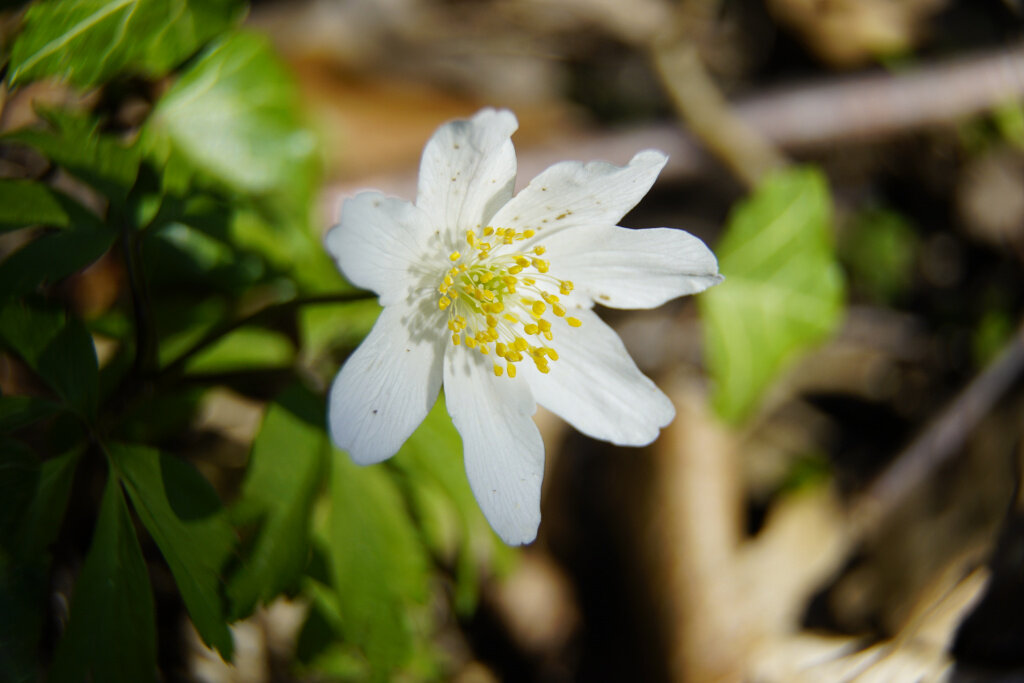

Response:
(107, 443), (235, 658)
(8, 0), (244, 88)
(148, 31), (319, 219)
(228, 385), (326, 618)
(49, 472), (157, 683)
(700, 167), (845, 424)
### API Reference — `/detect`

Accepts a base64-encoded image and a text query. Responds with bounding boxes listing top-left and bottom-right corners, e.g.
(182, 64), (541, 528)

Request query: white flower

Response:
(325, 109), (722, 545)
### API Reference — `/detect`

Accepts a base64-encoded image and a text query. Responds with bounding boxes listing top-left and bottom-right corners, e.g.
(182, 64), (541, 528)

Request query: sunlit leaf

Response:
(8, 0), (244, 88)
(700, 167), (845, 424)
(185, 326), (295, 374)
(327, 451), (430, 672)
(148, 31), (319, 223)
(0, 301), (98, 421)
(2, 110), (139, 201)
(107, 443), (235, 658)
(49, 472), (157, 683)
(228, 384), (326, 618)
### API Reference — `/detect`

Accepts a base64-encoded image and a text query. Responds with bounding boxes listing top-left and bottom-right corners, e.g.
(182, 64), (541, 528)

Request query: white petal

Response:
(325, 192), (434, 305)
(417, 109), (518, 249)
(329, 301), (445, 464)
(488, 150), (667, 240)
(524, 308), (675, 446)
(541, 225), (723, 309)
(444, 348), (543, 545)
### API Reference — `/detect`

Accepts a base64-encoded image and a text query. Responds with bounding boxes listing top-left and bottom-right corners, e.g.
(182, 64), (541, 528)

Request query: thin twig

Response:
(850, 321), (1024, 538)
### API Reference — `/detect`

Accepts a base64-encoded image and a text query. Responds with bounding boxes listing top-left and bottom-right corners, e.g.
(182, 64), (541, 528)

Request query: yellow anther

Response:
(509, 265), (523, 275)
(495, 228), (506, 237)
(482, 290), (495, 301)
(467, 231), (477, 245)
(486, 314), (498, 328)
(538, 319), (552, 333)
(480, 271), (494, 284)
(546, 348), (559, 360)
(567, 316), (582, 327)
(524, 323), (539, 335)
(480, 345), (489, 355)
(449, 251), (461, 261)
(491, 301), (504, 313)
(560, 280), (574, 295)
(466, 337), (477, 349)
(496, 342), (508, 357)
(515, 256), (531, 268)
(494, 364), (503, 377)
(503, 314), (518, 323)
(439, 296), (450, 310)
(552, 303), (566, 317)
(532, 258), (549, 273)
(532, 301), (546, 316)
(452, 333), (460, 346)
(484, 226), (494, 236)
(542, 292), (557, 303)
(514, 337), (528, 352)
(533, 245), (546, 255)
(522, 229), (535, 238)
(522, 278), (536, 286)
(507, 363), (517, 378)
(502, 276), (517, 287)
(449, 290), (458, 298)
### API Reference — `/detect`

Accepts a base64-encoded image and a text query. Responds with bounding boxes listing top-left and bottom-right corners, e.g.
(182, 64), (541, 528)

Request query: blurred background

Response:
(4, 0), (1024, 681)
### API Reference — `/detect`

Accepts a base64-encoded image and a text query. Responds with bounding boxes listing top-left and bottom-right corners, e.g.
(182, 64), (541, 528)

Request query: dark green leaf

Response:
(0, 217), (116, 296)
(0, 439), (39, 548)
(107, 443), (235, 658)
(147, 31), (319, 226)
(0, 302), (98, 420)
(49, 472), (157, 683)
(0, 180), (95, 233)
(0, 395), (62, 434)
(8, 0), (244, 88)
(327, 450), (430, 672)
(10, 449), (79, 559)
(2, 110), (139, 201)
(228, 385), (325, 618)
(700, 167), (845, 424)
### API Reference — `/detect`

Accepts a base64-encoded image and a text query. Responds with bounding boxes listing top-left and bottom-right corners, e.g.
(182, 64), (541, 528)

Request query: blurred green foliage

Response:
(701, 167), (846, 424)
(0, 2), (507, 681)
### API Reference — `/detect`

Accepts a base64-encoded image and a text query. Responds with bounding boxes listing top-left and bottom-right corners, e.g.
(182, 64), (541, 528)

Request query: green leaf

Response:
(147, 31), (319, 225)
(8, 0), (244, 88)
(49, 471), (157, 683)
(0, 215), (116, 296)
(0, 395), (62, 434)
(107, 443), (235, 658)
(186, 326), (295, 374)
(0, 302), (98, 421)
(228, 385), (326, 618)
(0, 444), (78, 561)
(327, 451), (430, 672)
(2, 109), (139, 201)
(393, 396), (515, 613)
(0, 180), (94, 233)
(699, 167), (845, 424)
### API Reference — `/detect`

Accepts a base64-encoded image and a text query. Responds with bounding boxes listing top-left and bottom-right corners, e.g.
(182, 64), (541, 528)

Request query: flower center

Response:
(436, 227), (581, 378)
